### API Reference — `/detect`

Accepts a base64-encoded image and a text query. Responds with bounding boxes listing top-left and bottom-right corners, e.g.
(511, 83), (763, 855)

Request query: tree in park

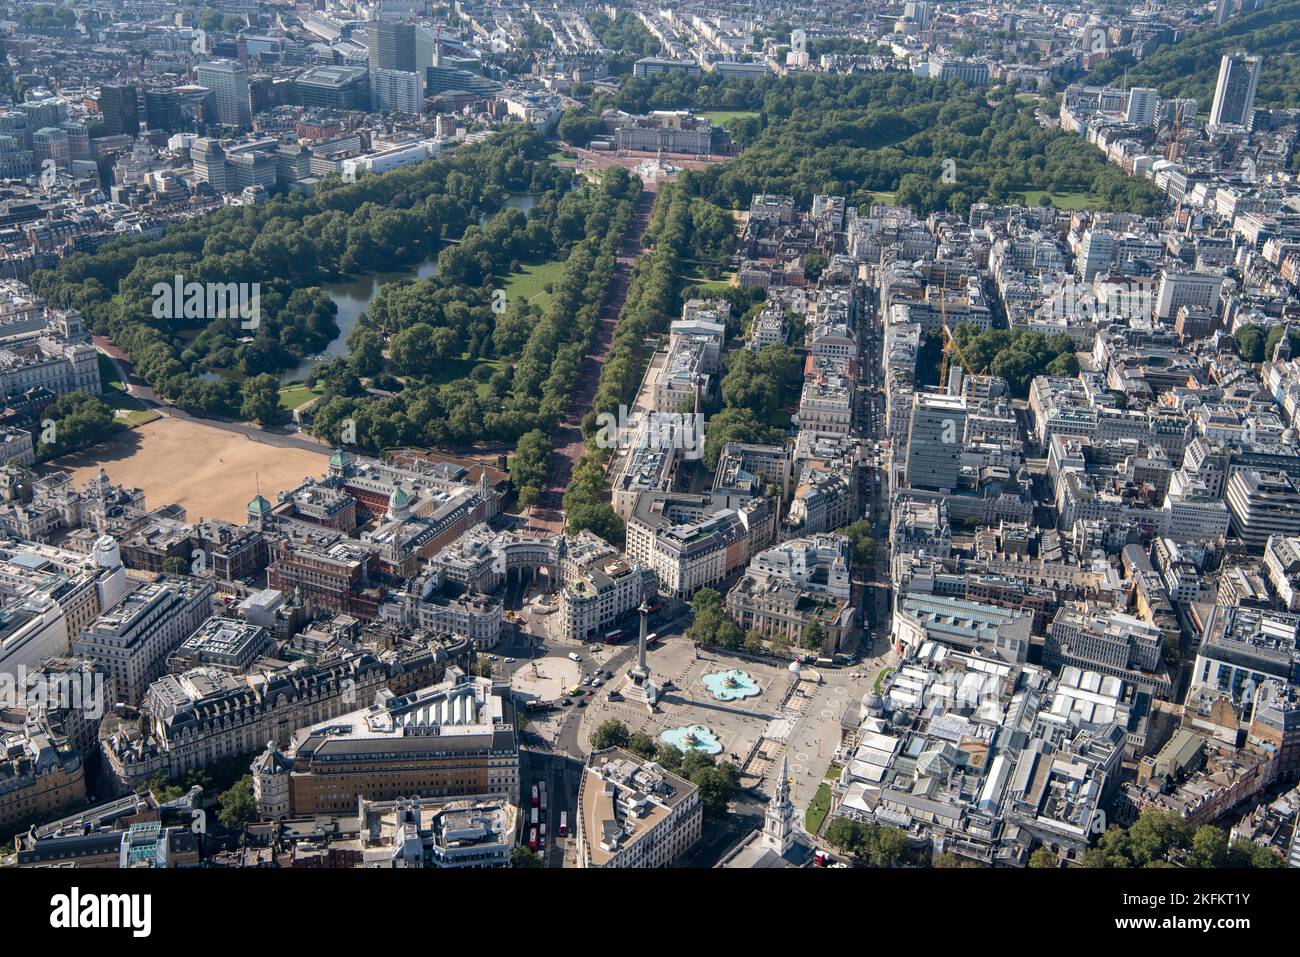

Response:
(240, 373), (282, 426)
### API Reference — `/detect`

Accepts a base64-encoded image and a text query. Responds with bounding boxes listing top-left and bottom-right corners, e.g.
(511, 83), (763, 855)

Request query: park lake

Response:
(280, 192), (537, 383)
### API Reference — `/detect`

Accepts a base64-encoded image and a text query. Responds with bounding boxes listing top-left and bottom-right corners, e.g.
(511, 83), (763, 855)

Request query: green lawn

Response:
(869, 191), (897, 206)
(278, 383), (324, 410)
(106, 392), (160, 427)
(419, 355), (508, 396)
(501, 259), (567, 308)
(97, 353), (126, 392)
(873, 668), (894, 695)
(548, 148), (577, 166)
(805, 783), (833, 835)
(680, 270), (734, 295)
(1017, 189), (1112, 211)
(699, 110), (759, 129)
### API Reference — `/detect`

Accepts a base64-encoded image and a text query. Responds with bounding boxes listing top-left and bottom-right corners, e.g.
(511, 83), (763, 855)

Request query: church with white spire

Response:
(716, 755), (815, 868)
(761, 756), (795, 855)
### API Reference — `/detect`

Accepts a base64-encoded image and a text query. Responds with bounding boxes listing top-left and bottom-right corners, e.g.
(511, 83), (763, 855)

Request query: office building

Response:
(632, 57), (701, 78)
(0, 536), (130, 675)
(625, 493), (775, 599)
(72, 576), (215, 705)
(144, 87), (186, 133)
(370, 69), (424, 115)
(1124, 87), (1158, 126)
(1155, 271), (1224, 321)
(31, 127), (70, 170)
(0, 726), (86, 831)
(1208, 53), (1261, 131)
(196, 60), (252, 130)
(368, 20), (417, 72)
(257, 672), (518, 817)
(557, 558), (656, 641)
(296, 65), (371, 110)
(905, 393), (967, 493)
(576, 748), (701, 868)
(98, 83), (140, 137)
(1226, 469), (1300, 552)
(1045, 605), (1169, 695)
(99, 652), (387, 794)
(352, 796), (517, 867)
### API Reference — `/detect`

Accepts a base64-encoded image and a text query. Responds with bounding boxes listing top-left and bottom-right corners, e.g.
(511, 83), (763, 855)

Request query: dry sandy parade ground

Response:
(46, 416), (328, 524)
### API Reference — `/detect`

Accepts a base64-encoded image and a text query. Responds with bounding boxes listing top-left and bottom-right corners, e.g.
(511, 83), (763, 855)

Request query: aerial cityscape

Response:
(0, 0), (1298, 904)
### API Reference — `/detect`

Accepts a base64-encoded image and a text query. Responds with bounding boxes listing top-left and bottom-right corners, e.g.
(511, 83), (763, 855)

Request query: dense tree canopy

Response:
(1086, 2), (1300, 110)
(576, 71), (1164, 216)
(1083, 808), (1283, 868)
(34, 393), (119, 459)
(951, 325), (1079, 397)
(31, 127), (569, 417)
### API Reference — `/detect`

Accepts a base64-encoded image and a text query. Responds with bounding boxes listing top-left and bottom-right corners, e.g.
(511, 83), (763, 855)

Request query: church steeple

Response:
(762, 756), (794, 855)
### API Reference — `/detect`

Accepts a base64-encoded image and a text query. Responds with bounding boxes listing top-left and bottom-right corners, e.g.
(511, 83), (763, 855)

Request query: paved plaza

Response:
(574, 637), (897, 813)
(509, 656), (580, 703)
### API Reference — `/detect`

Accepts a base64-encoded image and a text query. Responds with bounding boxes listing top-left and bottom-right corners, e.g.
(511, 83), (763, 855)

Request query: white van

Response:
(568, 652), (581, 662)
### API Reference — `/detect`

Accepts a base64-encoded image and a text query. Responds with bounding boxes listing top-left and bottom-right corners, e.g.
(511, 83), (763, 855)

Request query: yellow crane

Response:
(936, 296), (984, 390)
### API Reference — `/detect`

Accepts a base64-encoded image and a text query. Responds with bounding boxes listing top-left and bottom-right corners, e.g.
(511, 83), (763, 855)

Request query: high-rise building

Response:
(98, 83), (140, 137)
(1124, 87), (1158, 126)
(370, 68), (424, 114)
(196, 60), (252, 130)
(904, 393), (966, 492)
(32, 127), (70, 170)
(190, 137), (229, 192)
(1209, 53), (1261, 131)
(296, 65), (371, 110)
(368, 21), (417, 72)
(144, 87), (185, 132)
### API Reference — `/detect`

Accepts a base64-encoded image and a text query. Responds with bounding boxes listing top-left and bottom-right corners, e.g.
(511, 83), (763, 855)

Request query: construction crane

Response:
(936, 296), (984, 393)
